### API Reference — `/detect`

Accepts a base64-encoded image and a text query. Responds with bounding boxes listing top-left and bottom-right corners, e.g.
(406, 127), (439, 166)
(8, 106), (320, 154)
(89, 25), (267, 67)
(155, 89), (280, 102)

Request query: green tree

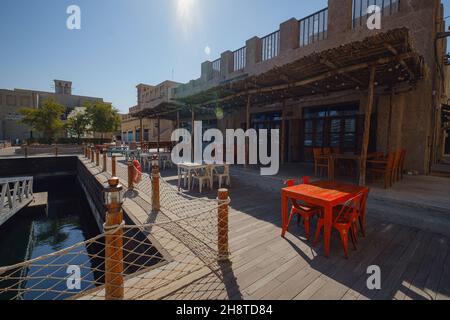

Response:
(65, 109), (90, 143)
(19, 99), (66, 143)
(85, 102), (121, 138)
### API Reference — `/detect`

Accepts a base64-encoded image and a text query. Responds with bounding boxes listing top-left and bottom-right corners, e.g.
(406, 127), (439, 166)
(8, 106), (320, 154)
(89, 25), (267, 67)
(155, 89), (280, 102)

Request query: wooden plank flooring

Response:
(82, 158), (450, 300)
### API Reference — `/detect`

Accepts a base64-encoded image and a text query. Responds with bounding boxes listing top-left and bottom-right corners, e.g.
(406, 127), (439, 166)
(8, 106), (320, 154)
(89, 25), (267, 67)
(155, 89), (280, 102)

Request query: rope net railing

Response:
(0, 154), (230, 300)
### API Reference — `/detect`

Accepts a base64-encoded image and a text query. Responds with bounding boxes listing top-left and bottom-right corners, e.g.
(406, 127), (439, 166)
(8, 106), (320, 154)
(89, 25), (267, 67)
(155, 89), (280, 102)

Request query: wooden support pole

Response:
(157, 116), (161, 155)
(112, 155), (117, 177)
(55, 147), (58, 157)
(96, 149), (100, 167)
(281, 100), (286, 165)
(103, 149), (107, 172)
(140, 118), (144, 146)
(245, 96), (251, 167)
(218, 189), (230, 261)
(151, 156), (160, 213)
(91, 148), (95, 163)
(191, 107), (195, 162)
(24, 147), (28, 159)
(359, 66), (376, 186)
(104, 178), (124, 300)
(127, 161), (134, 191)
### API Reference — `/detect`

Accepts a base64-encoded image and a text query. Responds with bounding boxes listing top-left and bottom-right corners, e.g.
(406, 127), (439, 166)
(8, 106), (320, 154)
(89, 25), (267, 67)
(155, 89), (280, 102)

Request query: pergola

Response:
(131, 28), (424, 185)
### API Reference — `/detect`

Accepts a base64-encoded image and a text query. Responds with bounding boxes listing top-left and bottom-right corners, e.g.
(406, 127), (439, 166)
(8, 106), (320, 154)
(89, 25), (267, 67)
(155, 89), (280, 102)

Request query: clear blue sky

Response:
(0, 0), (448, 113)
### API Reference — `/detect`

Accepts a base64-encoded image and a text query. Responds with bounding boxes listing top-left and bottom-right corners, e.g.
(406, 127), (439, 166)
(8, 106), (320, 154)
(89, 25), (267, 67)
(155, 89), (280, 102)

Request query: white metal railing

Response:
(0, 177), (34, 227)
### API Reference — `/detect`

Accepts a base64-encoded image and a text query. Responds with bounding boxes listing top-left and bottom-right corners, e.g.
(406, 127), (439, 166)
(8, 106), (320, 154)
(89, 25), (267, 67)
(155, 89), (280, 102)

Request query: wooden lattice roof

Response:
(133, 28), (424, 119)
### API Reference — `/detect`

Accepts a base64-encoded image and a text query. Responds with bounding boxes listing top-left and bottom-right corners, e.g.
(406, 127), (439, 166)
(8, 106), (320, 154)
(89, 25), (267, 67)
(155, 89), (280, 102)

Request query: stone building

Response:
(0, 80), (104, 143)
(133, 0), (449, 176)
(121, 81), (180, 144)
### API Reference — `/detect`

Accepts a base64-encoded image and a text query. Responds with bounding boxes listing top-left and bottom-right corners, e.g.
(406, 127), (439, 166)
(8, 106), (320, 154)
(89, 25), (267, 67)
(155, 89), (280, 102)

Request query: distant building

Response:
(0, 80), (105, 143)
(121, 81), (180, 144)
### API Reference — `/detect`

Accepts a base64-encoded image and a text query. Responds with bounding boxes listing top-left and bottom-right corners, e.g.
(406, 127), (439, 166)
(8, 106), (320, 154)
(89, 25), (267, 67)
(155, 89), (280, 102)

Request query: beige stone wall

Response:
(0, 87), (105, 143)
(121, 117), (174, 143)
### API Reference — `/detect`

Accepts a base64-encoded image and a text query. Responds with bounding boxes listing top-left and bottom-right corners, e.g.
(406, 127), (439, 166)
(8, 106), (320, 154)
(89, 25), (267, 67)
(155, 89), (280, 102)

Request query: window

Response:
(303, 104), (359, 151)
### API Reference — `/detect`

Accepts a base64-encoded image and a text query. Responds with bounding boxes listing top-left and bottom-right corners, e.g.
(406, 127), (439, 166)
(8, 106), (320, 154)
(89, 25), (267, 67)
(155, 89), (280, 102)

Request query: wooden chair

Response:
(192, 166), (212, 193)
(285, 177), (321, 240)
(313, 193), (364, 258)
(367, 152), (396, 189)
(313, 148), (330, 178)
(214, 165), (231, 188)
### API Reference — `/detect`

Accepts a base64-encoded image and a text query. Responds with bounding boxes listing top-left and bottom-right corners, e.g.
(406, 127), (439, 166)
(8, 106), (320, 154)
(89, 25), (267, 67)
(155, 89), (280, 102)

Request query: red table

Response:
(281, 181), (369, 257)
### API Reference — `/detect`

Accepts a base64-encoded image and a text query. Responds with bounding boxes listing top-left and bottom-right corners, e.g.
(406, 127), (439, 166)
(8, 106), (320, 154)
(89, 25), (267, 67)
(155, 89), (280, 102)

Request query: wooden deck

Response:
(83, 158), (450, 300)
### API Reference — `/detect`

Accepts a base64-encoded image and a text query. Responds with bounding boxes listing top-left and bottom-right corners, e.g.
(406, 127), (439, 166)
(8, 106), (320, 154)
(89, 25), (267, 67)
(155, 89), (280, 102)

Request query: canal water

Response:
(0, 173), (164, 300)
(0, 175), (102, 300)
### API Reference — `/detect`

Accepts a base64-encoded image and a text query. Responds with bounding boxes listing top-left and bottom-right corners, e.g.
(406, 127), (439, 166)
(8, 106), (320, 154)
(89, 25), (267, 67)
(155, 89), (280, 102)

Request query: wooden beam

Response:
(157, 116), (161, 155)
(191, 107), (195, 162)
(281, 100), (286, 165)
(198, 53), (414, 106)
(139, 118), (144, 144)
(385, 44), (414, 80)
(320, 58), (364, 86)
(245, 95), (251, 167)
(359, 66), (376, 186)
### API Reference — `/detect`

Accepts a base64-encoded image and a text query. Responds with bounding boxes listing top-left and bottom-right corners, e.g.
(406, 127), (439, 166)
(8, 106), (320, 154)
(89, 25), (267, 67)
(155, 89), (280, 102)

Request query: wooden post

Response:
(139, 118), (144, 147)
(104, 178), (124, 300)
(96, 149), (100, 167)
(151, 156), (160, 213)
(281, 100), (286, 165)
(245, 95), (251, 167)
(218, 189), (230, 261)
(191, 107), (195, 162)
(55, 147), (58, 157)
(91, 148), (95, 163)
(127, 161), (134, 191)
(157, 116), (161, 155)
(112, 155), (117, 177)
(103, 149), (107, 172)
(24, 147), (28, 159)
(176, 111), (181, 129)
(359, 66), (376, 186)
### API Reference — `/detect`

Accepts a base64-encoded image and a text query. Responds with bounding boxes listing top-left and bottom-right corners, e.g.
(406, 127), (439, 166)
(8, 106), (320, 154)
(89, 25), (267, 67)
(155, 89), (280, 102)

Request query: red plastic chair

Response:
(313, 193), (364, 258)
(285, 177), (321, 240)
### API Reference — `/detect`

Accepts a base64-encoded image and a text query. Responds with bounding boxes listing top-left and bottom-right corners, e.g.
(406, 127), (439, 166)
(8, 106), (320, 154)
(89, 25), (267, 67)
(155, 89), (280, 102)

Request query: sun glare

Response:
(177, 0), (195, 19)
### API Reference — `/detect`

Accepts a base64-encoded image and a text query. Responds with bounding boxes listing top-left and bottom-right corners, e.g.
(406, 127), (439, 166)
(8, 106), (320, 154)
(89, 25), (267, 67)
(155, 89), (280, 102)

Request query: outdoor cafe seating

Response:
(312, 147), (407, 189)
(281, 178), (370, 258)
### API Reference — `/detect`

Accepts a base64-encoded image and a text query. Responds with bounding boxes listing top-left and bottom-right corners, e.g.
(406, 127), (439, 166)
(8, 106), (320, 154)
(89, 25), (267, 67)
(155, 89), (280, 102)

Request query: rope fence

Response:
(0, 150), (230, 300)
